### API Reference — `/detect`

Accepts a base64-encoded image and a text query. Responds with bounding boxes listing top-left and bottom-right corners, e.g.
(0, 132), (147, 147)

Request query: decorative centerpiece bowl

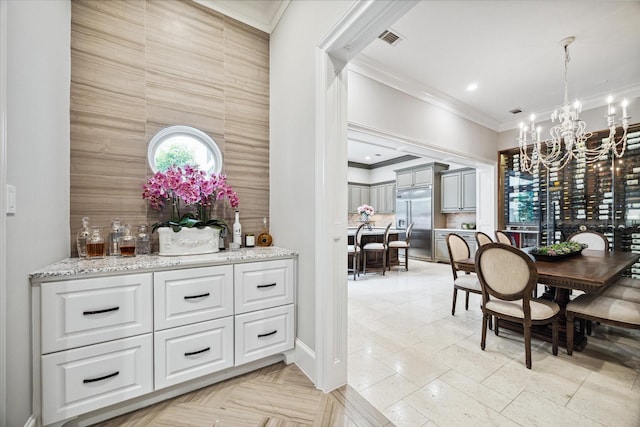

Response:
(529, 241), (588, 261)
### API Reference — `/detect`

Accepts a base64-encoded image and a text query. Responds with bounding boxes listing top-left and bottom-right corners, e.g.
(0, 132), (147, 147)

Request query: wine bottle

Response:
(257, 217), (273, 247)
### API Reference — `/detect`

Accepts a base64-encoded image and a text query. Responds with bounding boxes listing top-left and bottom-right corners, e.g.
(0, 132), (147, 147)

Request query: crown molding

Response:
(349, 56), (500, 132)
(194, 0), (289, 34)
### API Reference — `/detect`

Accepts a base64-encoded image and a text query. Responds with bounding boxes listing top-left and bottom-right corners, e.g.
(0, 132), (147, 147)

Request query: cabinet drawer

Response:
(154, 266), (233, 330)
(41, 334), (153, 425)
(234, 259), (294, 314)
(154, 317), (234, 390)
(41, 274), (153, 353)
(234, 304), (294, 366)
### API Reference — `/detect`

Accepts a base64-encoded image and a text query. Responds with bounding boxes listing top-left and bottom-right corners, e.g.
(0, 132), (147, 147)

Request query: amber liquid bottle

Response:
(256, 217), (273, 247)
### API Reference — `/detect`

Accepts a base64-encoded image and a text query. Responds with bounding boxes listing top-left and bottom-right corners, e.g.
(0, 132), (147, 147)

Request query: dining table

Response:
(455, 249), (640, 351)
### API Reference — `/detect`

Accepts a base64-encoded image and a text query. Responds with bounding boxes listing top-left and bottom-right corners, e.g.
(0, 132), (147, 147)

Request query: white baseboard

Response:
(24, 414), (37, 427)
(294, 338), (316, 385)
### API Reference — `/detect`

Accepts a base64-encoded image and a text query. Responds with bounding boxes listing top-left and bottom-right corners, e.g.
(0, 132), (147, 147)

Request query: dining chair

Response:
(348, 223), (366, 280)
(495, 230), (513, 245)
(567, 230), (609, 251)
(363, 223), (392, 275)
(475, 231), (493, 247)
(475, 242), (560, 369)
(446, 233), (483, 316)
(388, 222), (414, 271)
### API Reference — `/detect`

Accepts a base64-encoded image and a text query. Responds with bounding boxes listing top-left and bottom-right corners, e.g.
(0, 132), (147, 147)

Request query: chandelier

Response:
(518, 36), (631, 173)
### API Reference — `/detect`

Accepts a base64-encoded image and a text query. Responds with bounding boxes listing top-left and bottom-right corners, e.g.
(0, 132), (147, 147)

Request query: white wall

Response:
(6, 1), (70, 425)
(349, 70), (499, 164)
(270, 0), (352, 359)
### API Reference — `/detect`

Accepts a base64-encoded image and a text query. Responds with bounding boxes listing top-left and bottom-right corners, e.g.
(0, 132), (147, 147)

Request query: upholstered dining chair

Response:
(475, 243), (560, 369)
(495, 230), (514, 245)
(475, 231), (493, 247)
(567, 230), (609, 251)
(388, 222), (414, 271)
(363, 222), (392, 275)
(446, 233), (483, 316)
(348, 223), (365, 280)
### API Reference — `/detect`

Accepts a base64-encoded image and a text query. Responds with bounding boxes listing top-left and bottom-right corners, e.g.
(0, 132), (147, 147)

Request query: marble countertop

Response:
(30, 246), (298, 282)
(434, 228), (477, 232)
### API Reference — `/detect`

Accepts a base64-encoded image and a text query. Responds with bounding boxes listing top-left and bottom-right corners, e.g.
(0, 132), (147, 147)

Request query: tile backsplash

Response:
(445, 212), (476, 229)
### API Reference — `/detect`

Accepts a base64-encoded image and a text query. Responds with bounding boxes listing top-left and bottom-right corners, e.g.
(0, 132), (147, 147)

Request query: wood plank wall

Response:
(70, 0), (269, 256)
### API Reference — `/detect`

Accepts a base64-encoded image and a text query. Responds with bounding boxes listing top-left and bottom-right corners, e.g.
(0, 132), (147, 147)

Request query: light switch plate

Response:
(6, 184), (16, 214)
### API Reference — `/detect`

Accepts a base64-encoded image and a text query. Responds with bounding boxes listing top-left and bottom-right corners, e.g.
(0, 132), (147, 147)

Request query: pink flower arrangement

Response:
(142, 164), (239, 232)
(357, 204), (375, 216)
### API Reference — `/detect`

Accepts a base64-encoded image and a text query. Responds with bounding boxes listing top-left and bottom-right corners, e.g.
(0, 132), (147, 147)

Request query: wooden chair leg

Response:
(352, 253), (357, 281)
(566, 312), (575, 355)
(586, 320), (592, 336)
(494, 317), (499, 336)
(551, 318), (558, 356)
(382, 250), (386, 276)
(363, 252), (367, 275)
(481, 313), (488, 350)
(524, 324), (532, 369)
(405, 248), (409, 271)
(465, 291), (470, 310)
(452, 288), (458, 315)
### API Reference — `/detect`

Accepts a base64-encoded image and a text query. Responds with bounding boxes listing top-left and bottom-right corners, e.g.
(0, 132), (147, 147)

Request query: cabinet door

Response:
(441, 173), (461, 212)
(396, 171), (413, 188)
(434, 238), (450, 262)
(413, 167), (433, 186)
(359, 186), (370, 207)
(369, 185), (379, 212)
(384, 183), (395, 213)
(461, 170), (476, 211)
(348, 185), (358, 213)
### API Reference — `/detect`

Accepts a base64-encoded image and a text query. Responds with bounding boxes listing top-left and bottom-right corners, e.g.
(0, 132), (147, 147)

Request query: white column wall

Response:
(270, 0), (353, 379)
(6, 1), (70, 425)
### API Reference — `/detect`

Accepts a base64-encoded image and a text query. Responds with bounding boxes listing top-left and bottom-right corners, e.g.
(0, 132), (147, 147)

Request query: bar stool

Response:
(348, 223), (365, 280)
(388, 222), (414, 271)
(363, 223), (392, 275)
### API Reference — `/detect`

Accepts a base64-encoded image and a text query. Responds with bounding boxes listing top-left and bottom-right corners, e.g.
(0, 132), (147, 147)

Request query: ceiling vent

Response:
(510, 108), (523, 114)
(378, 29), (403, 46)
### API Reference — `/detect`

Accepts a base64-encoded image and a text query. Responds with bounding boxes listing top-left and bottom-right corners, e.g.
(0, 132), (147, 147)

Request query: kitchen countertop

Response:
(29, 246), (298, 282)
(347, 227), (400, 236)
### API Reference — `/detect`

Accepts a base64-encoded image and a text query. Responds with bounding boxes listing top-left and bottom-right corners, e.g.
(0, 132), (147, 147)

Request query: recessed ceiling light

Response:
(365, 156), (371, 160)
(467, 82), (478, 92)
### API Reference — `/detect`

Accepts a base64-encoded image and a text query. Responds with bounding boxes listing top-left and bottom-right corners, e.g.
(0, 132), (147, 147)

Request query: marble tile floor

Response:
(348, 260), (640, 427)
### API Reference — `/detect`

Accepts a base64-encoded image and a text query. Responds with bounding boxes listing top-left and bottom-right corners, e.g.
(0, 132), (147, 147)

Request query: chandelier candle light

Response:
(518, 36), (631, 172)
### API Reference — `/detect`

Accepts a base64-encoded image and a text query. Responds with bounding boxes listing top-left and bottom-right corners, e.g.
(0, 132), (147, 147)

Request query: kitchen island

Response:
(348, 226), (401, 270)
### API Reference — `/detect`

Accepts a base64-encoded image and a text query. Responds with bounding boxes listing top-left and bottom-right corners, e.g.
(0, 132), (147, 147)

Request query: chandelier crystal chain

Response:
(518, 37), (631, 173)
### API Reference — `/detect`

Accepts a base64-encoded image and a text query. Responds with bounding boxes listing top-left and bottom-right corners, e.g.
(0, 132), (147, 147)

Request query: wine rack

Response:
(499, 123), (640, 277)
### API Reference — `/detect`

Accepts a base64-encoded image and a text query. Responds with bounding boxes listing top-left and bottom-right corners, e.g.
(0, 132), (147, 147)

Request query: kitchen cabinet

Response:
(441, 168), (476, 212)
(32, 252), (297, 427)
(369, 181), (396, 213)
(348, 183), (370, 213)
(396, 165), (435, 189)
(433, 229), (477, 262)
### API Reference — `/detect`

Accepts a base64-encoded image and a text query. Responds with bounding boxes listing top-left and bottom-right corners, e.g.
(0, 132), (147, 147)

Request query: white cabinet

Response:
(42, 333), (153, 425)
(234, 259), (295, 365)
(34, 256), (296, 426)
(441, 168), (476, 212)
(154, 317), (234, 389)
(41, 274), (152, 354)
(154, 265), (233, 331)
(235, 304), (294, 365)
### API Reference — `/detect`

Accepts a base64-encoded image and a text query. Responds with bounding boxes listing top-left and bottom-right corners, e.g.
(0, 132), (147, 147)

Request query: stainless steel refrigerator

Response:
(396, 187), (432, 260)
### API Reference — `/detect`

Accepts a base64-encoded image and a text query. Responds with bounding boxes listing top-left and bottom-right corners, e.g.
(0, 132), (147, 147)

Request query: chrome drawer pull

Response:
(257, 283), (277, 289)
(83, 306), (119, 315)
(184, 292), (210, 300)
(83, 371), (119, 384)
(184, 347), (210, 357)
(258, 330), (277, 338)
